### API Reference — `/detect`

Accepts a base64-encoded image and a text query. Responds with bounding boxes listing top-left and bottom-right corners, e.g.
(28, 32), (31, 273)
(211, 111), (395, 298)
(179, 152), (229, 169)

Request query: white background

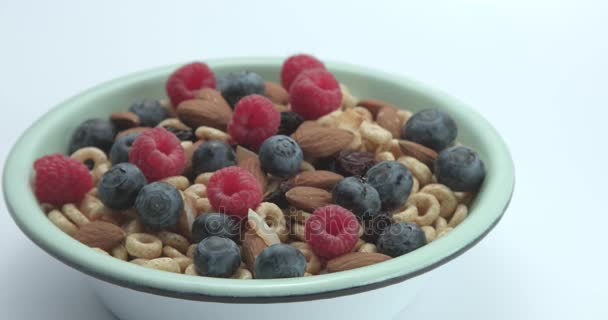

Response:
(1, 0), (606, 319)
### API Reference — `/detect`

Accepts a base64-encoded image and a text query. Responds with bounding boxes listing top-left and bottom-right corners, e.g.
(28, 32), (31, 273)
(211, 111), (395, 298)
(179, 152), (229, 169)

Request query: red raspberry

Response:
(33, 154), (93, 206)
(289, 68), (342, 120)
(305, 205), (359, 260)
(128, 127), (185, 181)
(166, 62), (216, 106)
(281, 54), (325, 90)
(207, 166), (263, 219)
(227, 95), (280, 150)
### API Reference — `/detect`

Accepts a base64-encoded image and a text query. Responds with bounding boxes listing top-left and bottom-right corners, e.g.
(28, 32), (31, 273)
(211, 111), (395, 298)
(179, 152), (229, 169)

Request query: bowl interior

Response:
(3, 57), (514, 302)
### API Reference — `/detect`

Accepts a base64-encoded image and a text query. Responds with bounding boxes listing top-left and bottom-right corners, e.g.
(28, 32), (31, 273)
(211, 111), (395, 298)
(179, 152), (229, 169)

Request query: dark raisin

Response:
(163, 126), (194, 141)
(314, 156), (337, 172)
(277, 112), (304, 136)
(263, 182), (292, 208)
(361, 211), (392, 244)
(335, 150), (376, 177)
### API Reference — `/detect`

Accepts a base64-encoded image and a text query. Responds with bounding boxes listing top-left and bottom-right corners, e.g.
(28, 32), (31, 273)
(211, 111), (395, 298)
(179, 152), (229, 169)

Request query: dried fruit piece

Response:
(335, 150), (376, 177)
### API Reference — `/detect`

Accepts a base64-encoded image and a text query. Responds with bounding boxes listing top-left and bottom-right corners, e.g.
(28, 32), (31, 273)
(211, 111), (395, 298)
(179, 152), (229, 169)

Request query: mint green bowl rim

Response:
(3, 57), (514, 303)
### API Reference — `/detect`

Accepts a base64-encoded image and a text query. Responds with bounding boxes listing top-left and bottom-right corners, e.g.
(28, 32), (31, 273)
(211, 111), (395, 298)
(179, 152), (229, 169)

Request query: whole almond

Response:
(357, 99), (396, 119)
(326, 252), (392, 273)
(238, 157), (268, 191)
(289, 170), (344, 191)
(177, 98), (233, 131)
(398, 140), (438, 168)
(376, 106), (402, 138)
(264, 81), (289, 105)
(73, 221), (126, 251)
(292, 123), (354, 158)
(241, 229), (269, 271)
(285, 186), (332, 212)
(110, 112), (140, 131)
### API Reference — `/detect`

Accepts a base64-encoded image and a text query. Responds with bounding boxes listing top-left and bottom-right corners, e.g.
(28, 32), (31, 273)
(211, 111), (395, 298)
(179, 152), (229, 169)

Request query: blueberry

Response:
(135, 182), (183, 230)
(401, 109), (457, 151)
(361, 211), (392, 244)
(109, 132), (140, 164)
(191, 212), (240, 243)
(258, 135), (303, 178)
(435, 146), (485, 192)
(277, 112), (304, 136)
(192, 141), (236, 176)
(332, 176), (381, 219)
(128, 99), (168, 127)
(69, 118), (116, 153)
(365, 161), (413, 211)
(377, 222), (426, 257)
(218, 71), (265, 107)
(254, 243), (306, 279)
(98, 163), (147, 210)
(193, 236), (241, 278)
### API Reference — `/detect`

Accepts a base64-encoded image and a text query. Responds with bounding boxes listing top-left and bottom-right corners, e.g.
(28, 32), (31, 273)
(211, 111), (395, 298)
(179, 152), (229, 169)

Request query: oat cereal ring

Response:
(122, 219), (144, 235)
(143, 257), (181, 273)
(185, 184), (207, 198)
(125, 233), (162, 259)
(375, 151), (395, 162)
(93, 248), (110, 255)
(157, 118), (190, 131)
(173, 256), (193, 273)
(194, 172), (214, 186)
(436, 227), (454, 239)
(317, 109), (342, 127)
(162, 245), (186, 258)
(421, 226), (436, 243)
(184, 264), (198, 276)
(420, 184), (458, 219)
(340, 83), (358, 109)
(299, 160), (315, 172)
(194, 126), (231, 142)
(348, 131), (364, 151)
(411, 177), (420, 194)
(398, 156), (433, 186)
(157, 231), (189, 253)
(392, 205), (418, 224)
(160, 176), (190, 191)
(454, 191), (475, 205)
(291, 222), (307, 242)
(70, 147), (110, 184)
(129, 258), (150, 265)
(352, 239), (365, 252)
(405, 193), (440, 226)
(357, 243), (378, 253)
(433, 216), (448, 234)
(196, 198), (213, 213)
(79, 194), (116, 223)
(111, 244), (128, 261)
(290, 242), (322, 275)
(256, 202), (289, 242)
(47, 209), (78, 236)
(397, 110), (412, 127)
(232, 268), (253, 279)
(360, 121), (392, 147)
(186, 244), (197, 258)
(448, 204), (468, 228)
(61, 204), (90, 227)
(91, 162), (111, 185)
(284, 208), (312, 224)
(304, 272), (313, 277)
(353, 106), (373, 122)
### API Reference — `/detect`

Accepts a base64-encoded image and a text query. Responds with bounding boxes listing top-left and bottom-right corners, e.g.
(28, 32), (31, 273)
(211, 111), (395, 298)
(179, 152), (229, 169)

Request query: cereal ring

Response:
(157, 118), (190, 131)
(353, 107), (373, 122)
(304, 272), (313, 277)
(256, 202), (289, 242)
(348, 131), (364, 150)
(93, 248), (110, 255)
(389, 139), (403, 159)
(284, 208), (312, 224)
(340, 83), (358, 109)
(184, 264), (198, 276)
(397, 110), (412, 127)
(299, 161), (315, 172)
(448, 204), (468, 228)
(157, 231), (189, 253)
(317, 110), (342, 127)
(353, 239), (365, 252)
(437, 227), (453, 239)
(129, 258), (150, 265)
(232, 268), (253, 279)
(194, 126), (231, 142)
(405, 193), (440, 226)
(173, 256), (193, 273)
(357, 243), (378, 253)
(392, 205), (418, 224)
(420, 184), (458, 219)
(398, 156), (433, 186)
(61, 204), (90, 227)
(421, 226), (436, 243)
(290, 242), (321, 275)
(111, 244), (129, 261)
(162, 245), (186, 258)
(125, 233), (162, 259)
(47, 209), (78, 236)
(79, 194), (119, 224)
(291, 222), (307, 242)
(160, 176), (190, 191)
(143, 257), (181, 273)
(185, 184), (207, 198)
(433, 217), (448, 234)
(70, 147), (110, 185)
(186, 244), (197, 258)
(360, 121), (392, 147)
(194, 172), (214, 186)
(196, 198), (213, 213)
(411, 177), (420, 194)
(122, 219), (144, 235)
(454, 192), (475, 205)
(375, 151), (395, 162)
